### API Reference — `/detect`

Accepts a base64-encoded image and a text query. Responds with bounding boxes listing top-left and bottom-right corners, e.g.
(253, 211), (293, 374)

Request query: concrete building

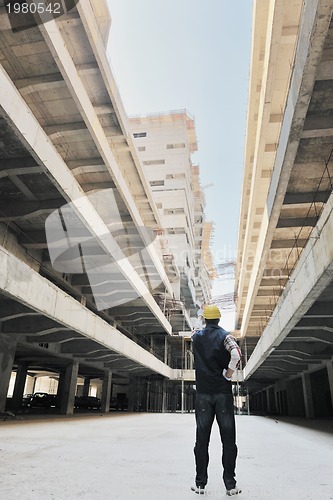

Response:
(129, 112), (214, 324)
(0, 0), (212, 415)
(235, 0), (333, 417)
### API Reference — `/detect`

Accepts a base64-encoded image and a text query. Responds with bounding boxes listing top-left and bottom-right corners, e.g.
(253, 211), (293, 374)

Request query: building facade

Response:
(130, 112), (213, 326)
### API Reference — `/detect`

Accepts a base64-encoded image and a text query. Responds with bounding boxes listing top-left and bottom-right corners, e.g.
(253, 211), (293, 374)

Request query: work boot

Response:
(226, 486), (242, 496)
(191, 485), (205, 494)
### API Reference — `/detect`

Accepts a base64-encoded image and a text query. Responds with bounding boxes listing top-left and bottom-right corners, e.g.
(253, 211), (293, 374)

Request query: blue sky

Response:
(107, 0), (252, 327)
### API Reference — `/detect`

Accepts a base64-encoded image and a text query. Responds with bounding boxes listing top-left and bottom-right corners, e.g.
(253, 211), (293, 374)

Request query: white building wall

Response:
(130, 113), (199, 308)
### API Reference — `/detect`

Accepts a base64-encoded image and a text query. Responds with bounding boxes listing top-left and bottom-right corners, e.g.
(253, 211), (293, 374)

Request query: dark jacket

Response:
(192, 323), (232, 395)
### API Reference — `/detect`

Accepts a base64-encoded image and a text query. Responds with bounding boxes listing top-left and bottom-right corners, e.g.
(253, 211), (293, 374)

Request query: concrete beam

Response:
(14, 73), (64, 94)
(271, 239), (307, 249)
(295, 317), (333, 328)
(0, 199), (64, 221)
(26, 332), (85, 343)
(304, 301), (333, 317)
(0, 166), (41, 179)
(275, 342), (331, 355)
(66, 158), (105, 170)
(18, 233), (48, 249)
(2, 316), (68, 335)
(44, 121), (88, 137)
(288, 329), (333, 344)
(61, 345), (111, 355)
(0, 157), (38, 171)
(283, 191), (330, 205)
(0, 301), (40, 321)
(276, 216), (318, 228)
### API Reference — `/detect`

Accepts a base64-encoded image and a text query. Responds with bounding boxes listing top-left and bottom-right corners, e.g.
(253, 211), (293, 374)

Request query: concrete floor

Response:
(0, 413), (332, 500)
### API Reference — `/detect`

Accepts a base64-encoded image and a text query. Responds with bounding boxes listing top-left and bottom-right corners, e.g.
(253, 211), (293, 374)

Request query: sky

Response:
(106, 0), (253, 328)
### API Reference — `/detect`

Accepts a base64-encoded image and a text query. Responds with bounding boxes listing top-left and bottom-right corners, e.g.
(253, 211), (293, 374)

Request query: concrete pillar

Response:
(128, 377), (137, 412)
(302, 372), (314, 419)
(158, 381), (163, 412)
(274, 390), (279, 414)
(146, 380), (150, 412)
(172, 388), (178, 412)
(326, 361), (333, 410)
(266, 388), (271, 413)
(164, 337), (168, 365)
(59, 361), (79, 415)
(162, 379), (167, 413)
(153, 381), (158, 412)
(83, 377), (90, 397)
(100, 370), (112, 413)
(0, 334), (17, 412)
(12, 362), (28, 410)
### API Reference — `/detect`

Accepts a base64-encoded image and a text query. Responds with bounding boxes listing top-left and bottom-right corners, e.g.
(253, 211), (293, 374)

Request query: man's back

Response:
(192, 323), (231, 394)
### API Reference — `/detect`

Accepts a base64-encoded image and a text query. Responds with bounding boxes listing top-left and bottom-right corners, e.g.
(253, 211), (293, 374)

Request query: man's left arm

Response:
(223, 335), (241, 381)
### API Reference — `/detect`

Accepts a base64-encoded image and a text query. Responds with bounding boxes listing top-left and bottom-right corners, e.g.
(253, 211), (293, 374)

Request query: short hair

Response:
(205, 318), (219, 325)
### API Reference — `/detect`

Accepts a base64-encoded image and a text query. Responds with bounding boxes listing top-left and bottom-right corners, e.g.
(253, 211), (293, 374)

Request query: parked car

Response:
(21, 394), (33, 408)
(75, 396), (101, 410)
(29, 392), (58, 409)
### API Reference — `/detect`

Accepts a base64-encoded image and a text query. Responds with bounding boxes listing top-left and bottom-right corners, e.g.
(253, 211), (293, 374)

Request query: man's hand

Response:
(223, 368), (234, 381)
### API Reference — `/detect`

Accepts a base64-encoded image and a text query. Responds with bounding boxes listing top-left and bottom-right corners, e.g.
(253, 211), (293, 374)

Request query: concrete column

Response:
(266, 388), (271, 413)
(59, 361), (79, 415)
(171, 388), (177, 412)
(146, 380), (150, 412)
(0, 334), (17, 412)
(12, 362), (28, 410)
(162, 379), (167, 413)
(83, 377), (90, 397)
(158, 381), (163, 412)
(274, 390), (279, 414)
(326, 361), (333, 410)
(100, 370), (112, 413)
(302, 372), (314, 419)
(127, 377), (136, 412)
(164, 337), (168, 365)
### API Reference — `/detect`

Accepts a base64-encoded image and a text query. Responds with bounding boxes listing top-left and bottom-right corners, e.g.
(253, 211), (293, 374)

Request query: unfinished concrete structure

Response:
(130, 112), (214, 318)
(236, 0), (333, 417)
(0, 0), (212, 414)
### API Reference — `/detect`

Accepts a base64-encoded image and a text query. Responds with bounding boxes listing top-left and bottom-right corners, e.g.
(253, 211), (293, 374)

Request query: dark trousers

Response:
(194, 392), (237, 490)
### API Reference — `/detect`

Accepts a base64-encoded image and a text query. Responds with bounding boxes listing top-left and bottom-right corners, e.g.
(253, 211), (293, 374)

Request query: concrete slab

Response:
(0, 414), (332, 500)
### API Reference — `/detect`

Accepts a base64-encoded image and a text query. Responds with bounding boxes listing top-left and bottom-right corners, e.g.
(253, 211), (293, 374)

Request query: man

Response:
(191, 304), (242, 496)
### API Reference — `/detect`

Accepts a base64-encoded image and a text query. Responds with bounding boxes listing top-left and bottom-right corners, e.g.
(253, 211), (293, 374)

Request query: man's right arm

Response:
(223, 334), (241, 380)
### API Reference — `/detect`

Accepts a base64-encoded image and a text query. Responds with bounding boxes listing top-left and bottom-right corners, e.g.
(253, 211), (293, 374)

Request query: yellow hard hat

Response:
(203, 305), (221, 319)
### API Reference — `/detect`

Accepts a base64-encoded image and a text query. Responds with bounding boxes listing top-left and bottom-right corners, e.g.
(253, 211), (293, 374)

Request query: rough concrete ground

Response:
(0, 413), (332, 500)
